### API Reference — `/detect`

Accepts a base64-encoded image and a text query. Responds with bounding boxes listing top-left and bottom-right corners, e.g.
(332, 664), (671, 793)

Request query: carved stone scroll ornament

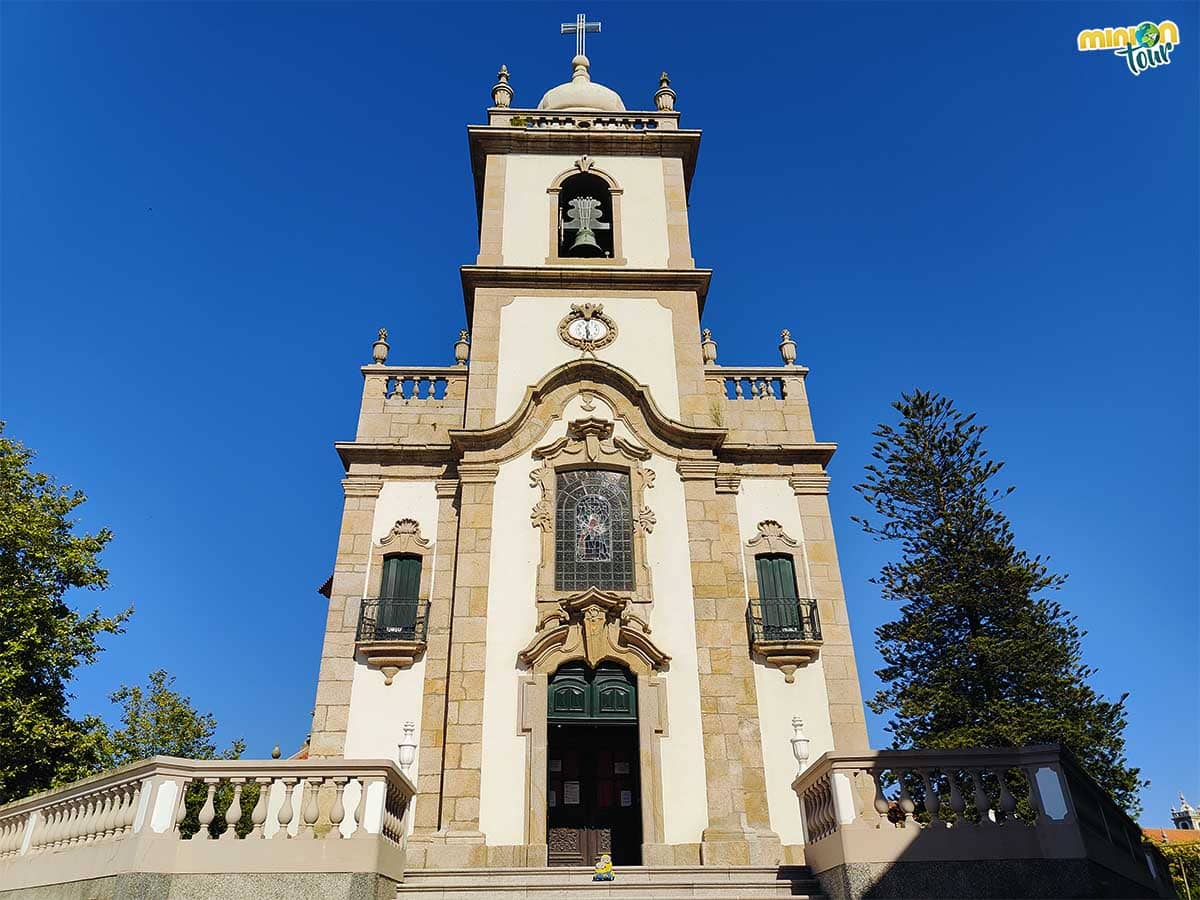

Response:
(518, 588), (669, 676)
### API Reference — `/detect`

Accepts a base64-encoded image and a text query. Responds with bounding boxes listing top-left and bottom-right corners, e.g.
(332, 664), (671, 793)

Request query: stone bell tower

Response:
(311, 16), (868, 872)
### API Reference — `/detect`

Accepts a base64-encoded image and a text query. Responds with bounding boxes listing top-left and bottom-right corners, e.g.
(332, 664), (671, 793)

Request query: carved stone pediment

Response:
(378, 518), (432, 553)
(519, 588), (668, 676)
(746, 520), (798, 553)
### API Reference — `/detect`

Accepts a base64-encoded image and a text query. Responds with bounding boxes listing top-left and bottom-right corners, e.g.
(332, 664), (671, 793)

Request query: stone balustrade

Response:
(487, 108), (680, 131)
(0, 756), (414, 897)
(355, 365), (467, 445)
(792, 744), (1170, 899)
(702, 366), (818, 445)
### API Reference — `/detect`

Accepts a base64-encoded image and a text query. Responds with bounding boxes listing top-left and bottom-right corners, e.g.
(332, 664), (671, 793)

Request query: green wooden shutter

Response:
(756, 555), (800, 633)
(380, 556), (421, 634)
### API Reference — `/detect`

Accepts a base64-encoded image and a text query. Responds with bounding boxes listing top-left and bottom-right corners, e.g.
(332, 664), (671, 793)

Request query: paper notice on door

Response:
(564, 781), (581, 806)
(614, 761), (630, 775)
(620, 790), (633, 807)
(549, 760), (562, 773)
(549, 790), (557, 808)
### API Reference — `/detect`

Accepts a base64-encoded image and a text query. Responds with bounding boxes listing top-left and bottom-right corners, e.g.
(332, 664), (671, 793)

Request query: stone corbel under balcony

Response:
(354, 639), (426, 686)
(751, 638), (822, 684)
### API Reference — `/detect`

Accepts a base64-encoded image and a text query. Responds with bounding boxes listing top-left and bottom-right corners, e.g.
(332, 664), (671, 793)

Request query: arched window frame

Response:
(546, 159), (626, 266)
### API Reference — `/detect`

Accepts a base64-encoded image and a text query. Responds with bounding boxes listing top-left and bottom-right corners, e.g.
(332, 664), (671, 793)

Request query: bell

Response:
(569, 226), (604, 255)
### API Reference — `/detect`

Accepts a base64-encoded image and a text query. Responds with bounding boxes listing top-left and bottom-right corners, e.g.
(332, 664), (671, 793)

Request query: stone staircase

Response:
(395, 865), (825, 899)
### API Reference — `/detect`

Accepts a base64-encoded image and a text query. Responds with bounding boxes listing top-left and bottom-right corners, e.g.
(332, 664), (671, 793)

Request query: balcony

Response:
(746, 597), (822, 682)
(354, 598), (429, 685)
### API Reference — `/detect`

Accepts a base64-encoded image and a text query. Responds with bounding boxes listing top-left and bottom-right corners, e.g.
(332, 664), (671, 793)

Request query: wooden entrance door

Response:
(547, 723), (642, 866)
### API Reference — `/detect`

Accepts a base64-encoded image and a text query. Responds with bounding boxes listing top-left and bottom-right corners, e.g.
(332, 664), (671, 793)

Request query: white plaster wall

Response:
(477, 425), (551, 845)
(501, 155), (670, 268)
(343, 481), (440, 828)
(636, 440), (709, 845)
(495, 296), (680, 426)
(735, 478), (837, 846)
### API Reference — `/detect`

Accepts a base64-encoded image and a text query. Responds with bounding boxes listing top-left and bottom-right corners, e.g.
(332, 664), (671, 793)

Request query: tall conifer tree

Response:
(854, 391), (1144, 814)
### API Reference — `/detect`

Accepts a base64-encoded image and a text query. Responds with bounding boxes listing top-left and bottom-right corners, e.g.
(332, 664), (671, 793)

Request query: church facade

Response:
(307, 44), (869, 871)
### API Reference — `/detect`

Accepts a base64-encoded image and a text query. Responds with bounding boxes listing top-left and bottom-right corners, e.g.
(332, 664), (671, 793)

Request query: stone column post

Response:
(790, 472), (869, 751)
(309, 477), (382, 758)
(417, 461), (498, 868)
(677, 461), (782, 866)
(409, 478), (461, 855)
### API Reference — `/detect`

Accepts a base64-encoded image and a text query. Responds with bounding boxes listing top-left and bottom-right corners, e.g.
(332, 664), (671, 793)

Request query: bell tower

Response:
(462, 37), (709, 434)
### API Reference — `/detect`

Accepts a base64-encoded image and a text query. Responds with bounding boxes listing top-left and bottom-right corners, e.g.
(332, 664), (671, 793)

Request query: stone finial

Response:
(654, 71), (676, 112)
(779, 328), (797, 366)
(454, 329), (470, 366)
(271, 745), (281, 760)
(372, 328), (390, 365)
(492, 65), (513, 108)
(700, 328), (717, 365)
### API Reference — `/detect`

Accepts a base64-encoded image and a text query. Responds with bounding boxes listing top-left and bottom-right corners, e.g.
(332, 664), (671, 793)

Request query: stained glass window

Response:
(555, 470), (634, 591)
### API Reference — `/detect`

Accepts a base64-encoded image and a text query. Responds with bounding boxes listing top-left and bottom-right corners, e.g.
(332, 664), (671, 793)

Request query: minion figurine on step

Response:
(592, 853), (614, 881)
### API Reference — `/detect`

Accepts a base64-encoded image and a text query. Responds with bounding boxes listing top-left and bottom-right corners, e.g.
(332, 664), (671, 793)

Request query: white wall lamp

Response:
(398, 721), (417, 773)
(791, 716), (811, 775)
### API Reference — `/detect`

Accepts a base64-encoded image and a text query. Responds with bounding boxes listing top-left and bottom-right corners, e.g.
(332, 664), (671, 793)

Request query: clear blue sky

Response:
(2, 2), (1196, 824)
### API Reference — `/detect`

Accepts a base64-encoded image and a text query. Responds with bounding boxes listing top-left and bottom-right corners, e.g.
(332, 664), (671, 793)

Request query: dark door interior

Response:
(546, 663), (642, 866)
(547, 722), (642, 866)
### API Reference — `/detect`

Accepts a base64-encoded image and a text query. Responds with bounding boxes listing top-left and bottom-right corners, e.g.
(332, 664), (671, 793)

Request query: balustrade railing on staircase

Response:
(0, 756), (415, 891)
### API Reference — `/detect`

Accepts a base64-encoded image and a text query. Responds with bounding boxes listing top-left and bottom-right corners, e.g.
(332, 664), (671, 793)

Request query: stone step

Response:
(396, 866), (824, 899)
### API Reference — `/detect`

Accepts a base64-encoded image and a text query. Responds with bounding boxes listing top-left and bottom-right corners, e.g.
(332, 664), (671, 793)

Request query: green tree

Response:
(101, 668), (245, 766)
(1146, 838), (1200, 900)
(0, 424), (132, 803)
(853, 390), (1145, 814)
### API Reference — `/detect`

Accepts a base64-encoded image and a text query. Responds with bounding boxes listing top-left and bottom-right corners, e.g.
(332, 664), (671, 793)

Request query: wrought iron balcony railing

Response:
(355, 598), (429, 644)
(746, 597), (822, 644)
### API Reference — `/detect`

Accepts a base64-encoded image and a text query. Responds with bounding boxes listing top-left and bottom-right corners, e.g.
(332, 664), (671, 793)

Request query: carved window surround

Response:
(545, 157), (627, 266)
(357, 518), (435, 684)
(744, 520), (822, 683)
(530, 417), (656, 623)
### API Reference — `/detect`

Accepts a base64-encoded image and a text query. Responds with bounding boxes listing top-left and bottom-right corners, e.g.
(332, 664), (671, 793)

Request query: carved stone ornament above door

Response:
(529, 417), (656, 620)
(518, 587), (669, 676)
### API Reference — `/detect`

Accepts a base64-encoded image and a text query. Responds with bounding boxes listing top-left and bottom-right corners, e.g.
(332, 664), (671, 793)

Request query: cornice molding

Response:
(449, 358), (725, 460)
(341, 477), (383, 498)
(790, 473), (832, 495)
(460, 265), (712, 320)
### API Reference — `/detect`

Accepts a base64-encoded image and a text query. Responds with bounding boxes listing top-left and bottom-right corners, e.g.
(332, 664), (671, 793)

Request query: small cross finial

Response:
(561, 12), (601, 58)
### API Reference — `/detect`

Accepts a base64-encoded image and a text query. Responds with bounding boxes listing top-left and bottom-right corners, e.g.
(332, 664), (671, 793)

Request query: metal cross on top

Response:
(561, 13), (601, 58)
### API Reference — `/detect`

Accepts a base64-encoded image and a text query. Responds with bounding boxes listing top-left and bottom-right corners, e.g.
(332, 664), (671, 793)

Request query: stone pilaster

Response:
(309, 477), (381, 758)
(410, 479), (461, 846)
(677, 461), (782, 866)
(790, 472), (870, 752)
(415, 461), (498, 868)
